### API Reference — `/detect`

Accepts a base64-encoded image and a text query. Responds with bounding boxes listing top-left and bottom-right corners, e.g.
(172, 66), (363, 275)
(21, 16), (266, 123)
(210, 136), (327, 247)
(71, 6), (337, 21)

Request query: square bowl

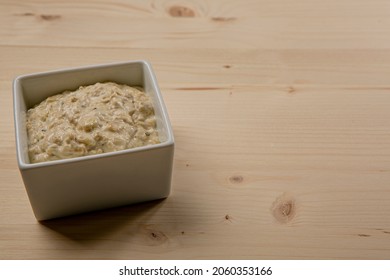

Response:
(13, 60), (174, 221)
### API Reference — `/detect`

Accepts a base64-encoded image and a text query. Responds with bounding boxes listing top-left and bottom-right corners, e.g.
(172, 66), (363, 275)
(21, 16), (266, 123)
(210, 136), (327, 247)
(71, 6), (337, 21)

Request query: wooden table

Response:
(1, 0), (390, 260)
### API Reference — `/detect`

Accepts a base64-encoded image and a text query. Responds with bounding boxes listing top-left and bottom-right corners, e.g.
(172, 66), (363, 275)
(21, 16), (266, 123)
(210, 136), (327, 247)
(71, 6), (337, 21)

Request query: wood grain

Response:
(1, 0), (390, 259)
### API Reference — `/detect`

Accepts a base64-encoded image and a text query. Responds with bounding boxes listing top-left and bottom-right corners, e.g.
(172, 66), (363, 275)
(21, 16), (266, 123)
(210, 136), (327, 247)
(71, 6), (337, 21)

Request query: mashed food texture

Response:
(26, 82), (160, 163)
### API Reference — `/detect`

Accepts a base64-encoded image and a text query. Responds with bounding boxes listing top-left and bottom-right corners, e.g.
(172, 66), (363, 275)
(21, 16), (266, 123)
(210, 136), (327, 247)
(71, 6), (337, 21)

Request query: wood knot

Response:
(168, 6), (195, 17)
(17, 12), (35, 16)
(229, 175), (243, 184)
(142, 227), (168, 246)
(357, 234), (371, 237)
(14, 12), (61, 21)
(271, 194), (296, 224)
(224, 214), (233, 222)
(211, 17), (236, 22)
(40, 14), (61, 21)
(287, 86), (296, 94)
(223, 65), (232, 69)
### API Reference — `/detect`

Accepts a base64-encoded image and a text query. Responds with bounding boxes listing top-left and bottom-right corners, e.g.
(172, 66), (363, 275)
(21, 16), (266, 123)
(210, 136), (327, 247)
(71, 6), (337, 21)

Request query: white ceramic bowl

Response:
(13, 61), (174, 220)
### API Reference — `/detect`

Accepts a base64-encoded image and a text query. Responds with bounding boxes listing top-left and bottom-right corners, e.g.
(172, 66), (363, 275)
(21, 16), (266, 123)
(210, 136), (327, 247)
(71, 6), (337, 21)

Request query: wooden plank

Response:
(1, 0), (390, 49)
(3, 46), (390, 86)
(1, 76), (390, 258)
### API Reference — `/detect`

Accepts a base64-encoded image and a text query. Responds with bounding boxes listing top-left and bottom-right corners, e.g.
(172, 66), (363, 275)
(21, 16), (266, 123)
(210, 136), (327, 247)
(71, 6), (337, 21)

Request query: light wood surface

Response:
(1, 0), (390, 259)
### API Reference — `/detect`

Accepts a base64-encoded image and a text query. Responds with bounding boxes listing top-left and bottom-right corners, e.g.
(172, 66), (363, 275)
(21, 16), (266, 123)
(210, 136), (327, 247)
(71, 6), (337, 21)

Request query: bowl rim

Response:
(13, 60), (174, 170)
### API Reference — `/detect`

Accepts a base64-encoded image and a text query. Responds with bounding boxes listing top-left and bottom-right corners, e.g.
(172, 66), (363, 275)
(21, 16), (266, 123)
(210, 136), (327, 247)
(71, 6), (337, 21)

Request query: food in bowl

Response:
(14, 60), (174, 220)
(26, 82), (160, 163)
